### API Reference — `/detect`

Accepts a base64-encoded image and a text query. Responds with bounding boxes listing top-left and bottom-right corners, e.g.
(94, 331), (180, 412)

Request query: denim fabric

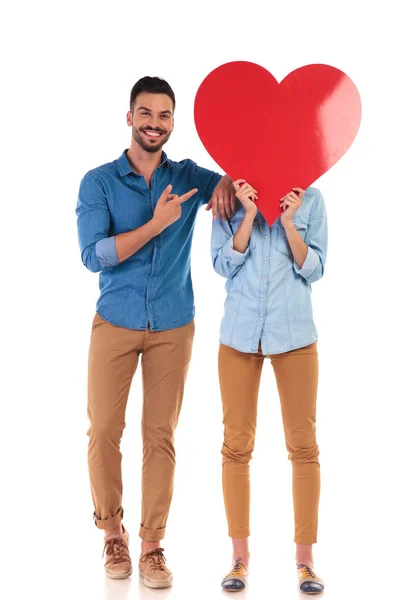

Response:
(77, 150), (221, 330)
(211, 187), (328, 354)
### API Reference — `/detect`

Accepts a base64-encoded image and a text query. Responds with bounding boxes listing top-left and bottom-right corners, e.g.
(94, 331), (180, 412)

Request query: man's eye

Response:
(141, 112), (150, 116)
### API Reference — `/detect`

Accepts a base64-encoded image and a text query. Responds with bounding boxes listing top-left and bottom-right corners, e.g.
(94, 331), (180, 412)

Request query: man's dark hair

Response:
(130, 76), (176, 111)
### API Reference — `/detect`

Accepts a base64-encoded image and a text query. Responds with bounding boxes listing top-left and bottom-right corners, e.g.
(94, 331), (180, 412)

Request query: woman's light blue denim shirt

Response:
(211, 187), (328, 355)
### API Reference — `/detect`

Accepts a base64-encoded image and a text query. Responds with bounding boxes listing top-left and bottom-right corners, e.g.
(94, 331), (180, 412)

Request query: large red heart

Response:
(194, 61), (362, 225)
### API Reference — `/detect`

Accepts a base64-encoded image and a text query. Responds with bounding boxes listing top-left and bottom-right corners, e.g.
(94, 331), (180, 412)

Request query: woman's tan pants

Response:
(218, 342), (320, 544)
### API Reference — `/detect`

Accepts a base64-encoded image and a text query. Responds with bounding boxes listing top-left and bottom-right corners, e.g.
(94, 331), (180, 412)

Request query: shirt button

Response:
(264, 236), (268, 239)
(261, 298), (264, 301)
(260, 317), (263, 321)
(262, 277), (266, 280)
(264, 257), (267, 261)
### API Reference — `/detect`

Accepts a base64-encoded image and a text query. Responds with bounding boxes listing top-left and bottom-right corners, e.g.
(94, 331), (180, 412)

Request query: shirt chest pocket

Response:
(275, 218), (307, 256)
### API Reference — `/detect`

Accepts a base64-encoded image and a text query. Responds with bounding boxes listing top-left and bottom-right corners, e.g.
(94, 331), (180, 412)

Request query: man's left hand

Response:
(206, 175), (236, 221)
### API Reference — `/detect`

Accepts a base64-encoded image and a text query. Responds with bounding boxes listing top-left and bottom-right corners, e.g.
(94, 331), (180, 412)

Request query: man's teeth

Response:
(146, 131), (161, 137)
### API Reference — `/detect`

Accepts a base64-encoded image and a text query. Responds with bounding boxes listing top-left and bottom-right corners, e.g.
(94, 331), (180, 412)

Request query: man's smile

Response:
(141, 129), (165, 139)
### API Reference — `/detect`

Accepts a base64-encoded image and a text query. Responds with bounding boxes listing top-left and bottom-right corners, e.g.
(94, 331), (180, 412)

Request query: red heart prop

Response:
(194, 61), (362, 225)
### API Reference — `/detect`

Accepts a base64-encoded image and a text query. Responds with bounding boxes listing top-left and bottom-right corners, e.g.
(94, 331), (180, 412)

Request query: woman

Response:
(212, 179), (328, 594)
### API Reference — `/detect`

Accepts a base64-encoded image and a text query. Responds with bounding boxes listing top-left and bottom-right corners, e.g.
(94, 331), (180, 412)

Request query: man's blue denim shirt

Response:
(76, 150), (221, 330)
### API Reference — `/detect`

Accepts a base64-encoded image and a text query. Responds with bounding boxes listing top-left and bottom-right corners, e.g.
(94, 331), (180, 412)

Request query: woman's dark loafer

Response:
(297, 563), (325, 595)
(221, 557), (248, 592)
(222, 578), (245, 591)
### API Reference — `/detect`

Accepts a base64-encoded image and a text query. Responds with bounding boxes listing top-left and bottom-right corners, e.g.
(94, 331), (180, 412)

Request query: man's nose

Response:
(148, 116), (161, 129)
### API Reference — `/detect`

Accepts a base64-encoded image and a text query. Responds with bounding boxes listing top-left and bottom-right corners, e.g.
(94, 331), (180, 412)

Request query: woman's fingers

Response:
(280, 193), (301, 205)
(280, 188), (304, 201)
(281, 192), (299, 203)
(292, 187), (305, 198)
(233, 179), (258, 194)
(232, 179), (247, 191)
(239, 184), (257, 198)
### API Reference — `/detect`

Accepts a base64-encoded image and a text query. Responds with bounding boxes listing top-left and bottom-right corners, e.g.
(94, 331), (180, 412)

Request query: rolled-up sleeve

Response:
(95, 237), (119, 270)
(294, 190), (328, 284)
(76, 173), (120, 273)
(212, 215), (249, 279)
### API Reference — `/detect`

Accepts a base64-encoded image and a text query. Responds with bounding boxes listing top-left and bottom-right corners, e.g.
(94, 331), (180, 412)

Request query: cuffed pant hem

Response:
(294, 536), (317, 544)
(139, 524), (166, 542)
(93, 507), (124, 530)
(228, 529), (250, 539)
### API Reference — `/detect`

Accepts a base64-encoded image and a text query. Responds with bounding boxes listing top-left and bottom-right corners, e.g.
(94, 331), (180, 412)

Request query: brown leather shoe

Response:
(103, 527), (132, 579)
(139, 548), (173, 589)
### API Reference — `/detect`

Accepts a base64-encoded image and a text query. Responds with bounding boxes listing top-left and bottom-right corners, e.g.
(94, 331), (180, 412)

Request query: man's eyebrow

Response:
(137, 106), (172, 115)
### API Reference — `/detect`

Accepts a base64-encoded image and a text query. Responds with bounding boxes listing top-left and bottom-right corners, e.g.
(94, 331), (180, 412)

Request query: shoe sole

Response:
(139, 571), (173, 589)
(105, 567), (133, 580)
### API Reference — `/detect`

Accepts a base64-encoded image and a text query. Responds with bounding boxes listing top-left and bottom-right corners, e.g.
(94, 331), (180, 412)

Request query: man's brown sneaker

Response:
(103, 527), (133, 579)
(297, 563), (325, 595)
(221, 557), (249, 592)
(139, 548), (173, 589)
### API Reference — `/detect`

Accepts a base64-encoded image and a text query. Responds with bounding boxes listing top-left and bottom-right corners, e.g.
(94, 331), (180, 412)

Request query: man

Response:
(76, 76), (234, 588)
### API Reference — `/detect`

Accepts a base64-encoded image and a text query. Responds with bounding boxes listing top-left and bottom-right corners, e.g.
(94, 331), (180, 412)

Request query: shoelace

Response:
(297, 564), (316, 579)
(141, 548), (168, 573)
(231, 557), (247, 575)
(102, 537), (129, 564)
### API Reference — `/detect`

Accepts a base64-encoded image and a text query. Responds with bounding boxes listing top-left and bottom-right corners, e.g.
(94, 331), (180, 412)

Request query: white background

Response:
(1, 1), (399, 599)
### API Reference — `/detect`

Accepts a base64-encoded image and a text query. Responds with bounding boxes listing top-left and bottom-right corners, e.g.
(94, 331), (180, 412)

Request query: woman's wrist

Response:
(244, 206), (257, 219)
(282, 218), (295, 231)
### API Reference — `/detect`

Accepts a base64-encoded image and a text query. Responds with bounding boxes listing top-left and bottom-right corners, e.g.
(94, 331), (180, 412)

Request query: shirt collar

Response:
(116, 149), (169, 177)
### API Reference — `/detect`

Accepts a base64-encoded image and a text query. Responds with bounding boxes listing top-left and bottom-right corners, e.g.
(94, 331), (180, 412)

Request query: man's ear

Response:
(127, 111), (133, 126)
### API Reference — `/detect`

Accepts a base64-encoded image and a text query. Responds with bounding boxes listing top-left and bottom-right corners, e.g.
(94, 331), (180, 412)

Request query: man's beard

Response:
(132, 126), (172, 153)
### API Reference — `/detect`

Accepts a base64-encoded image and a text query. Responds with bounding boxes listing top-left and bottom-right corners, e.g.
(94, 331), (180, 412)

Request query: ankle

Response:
(141, 540), (162, 556)
(296, 543), (313, 567)
(234, 553), (250, 569)
(231, 538), (250, 568)
(104, 524), (123, 538)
